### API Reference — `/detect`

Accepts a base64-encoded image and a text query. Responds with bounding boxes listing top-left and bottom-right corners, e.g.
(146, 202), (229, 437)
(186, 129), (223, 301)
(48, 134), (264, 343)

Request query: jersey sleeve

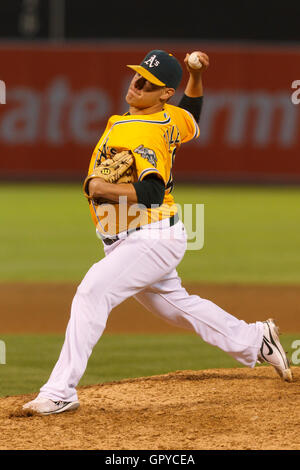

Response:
(165, 104), (200, 143)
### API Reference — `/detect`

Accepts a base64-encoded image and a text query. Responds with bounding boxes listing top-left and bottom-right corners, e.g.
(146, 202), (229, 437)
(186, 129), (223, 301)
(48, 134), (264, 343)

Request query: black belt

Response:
(101, 213), (179, 246)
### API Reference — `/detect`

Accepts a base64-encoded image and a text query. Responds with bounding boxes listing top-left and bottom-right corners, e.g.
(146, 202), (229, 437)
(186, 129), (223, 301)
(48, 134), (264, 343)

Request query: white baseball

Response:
(188, 52), (202, 70)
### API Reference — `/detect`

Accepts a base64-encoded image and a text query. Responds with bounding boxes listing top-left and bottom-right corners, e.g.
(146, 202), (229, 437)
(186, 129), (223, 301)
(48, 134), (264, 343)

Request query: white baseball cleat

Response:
(257, 318), (293, 382)
(22, 397), (80, 415)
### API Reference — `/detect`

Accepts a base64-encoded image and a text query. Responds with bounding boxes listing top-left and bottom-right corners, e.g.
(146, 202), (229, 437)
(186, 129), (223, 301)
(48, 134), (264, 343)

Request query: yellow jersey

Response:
(87, 103), (200, 236)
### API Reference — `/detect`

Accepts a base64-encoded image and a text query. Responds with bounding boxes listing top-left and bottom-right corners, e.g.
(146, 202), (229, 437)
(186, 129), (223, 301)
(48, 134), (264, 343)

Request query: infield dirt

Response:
(1, 282), (300, 333)
(1, 367), (300, 450)
(1, 282), (299, 450)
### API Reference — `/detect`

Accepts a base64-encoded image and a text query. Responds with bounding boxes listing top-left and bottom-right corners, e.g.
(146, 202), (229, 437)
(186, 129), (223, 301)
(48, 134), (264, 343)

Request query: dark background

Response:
(0, 0), (300, 42)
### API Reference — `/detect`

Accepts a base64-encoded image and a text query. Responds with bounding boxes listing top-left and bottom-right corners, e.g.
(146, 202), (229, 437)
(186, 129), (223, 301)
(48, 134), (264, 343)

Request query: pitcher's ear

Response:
(160, 87), (175, 102)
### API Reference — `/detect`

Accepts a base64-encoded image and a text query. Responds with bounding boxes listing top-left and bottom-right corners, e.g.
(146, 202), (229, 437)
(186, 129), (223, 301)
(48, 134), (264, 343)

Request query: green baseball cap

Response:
(127, 50), (183, 90)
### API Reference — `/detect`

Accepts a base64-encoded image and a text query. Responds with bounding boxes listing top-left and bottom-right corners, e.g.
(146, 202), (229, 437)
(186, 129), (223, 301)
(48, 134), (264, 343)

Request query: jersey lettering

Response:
(97, 143), (120, 166)
(163, 125), (180, 191)
(98, 140), (108, 164)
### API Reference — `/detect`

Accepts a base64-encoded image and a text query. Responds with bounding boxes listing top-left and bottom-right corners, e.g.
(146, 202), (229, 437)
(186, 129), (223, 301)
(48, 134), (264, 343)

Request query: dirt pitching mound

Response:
(1, 367), (300, 450)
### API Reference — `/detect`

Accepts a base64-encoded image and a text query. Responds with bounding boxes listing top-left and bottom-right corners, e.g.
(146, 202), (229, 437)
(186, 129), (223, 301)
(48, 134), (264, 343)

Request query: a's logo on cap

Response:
(144, 55), (160, 68)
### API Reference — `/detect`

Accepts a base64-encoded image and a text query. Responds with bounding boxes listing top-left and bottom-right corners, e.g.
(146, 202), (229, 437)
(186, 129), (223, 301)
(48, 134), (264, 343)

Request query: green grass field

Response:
(0, 183), (300, 283)
(179, 184), (300, 283)
(0, 183), (299, 397)
(0, 333), (298, 397)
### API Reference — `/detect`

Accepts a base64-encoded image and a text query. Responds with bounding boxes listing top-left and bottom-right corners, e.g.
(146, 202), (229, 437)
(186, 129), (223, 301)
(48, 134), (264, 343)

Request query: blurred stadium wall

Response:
(0, 41), (299, 183)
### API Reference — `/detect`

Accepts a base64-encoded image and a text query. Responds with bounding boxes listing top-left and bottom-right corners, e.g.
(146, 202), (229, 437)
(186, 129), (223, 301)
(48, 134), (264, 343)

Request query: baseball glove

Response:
(83, 150), (135, 205)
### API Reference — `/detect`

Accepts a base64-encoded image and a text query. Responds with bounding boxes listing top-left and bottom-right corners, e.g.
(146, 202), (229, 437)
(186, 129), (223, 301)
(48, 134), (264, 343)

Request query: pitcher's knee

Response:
(76, 264), (108, 296)
(77, 281), (119, 314)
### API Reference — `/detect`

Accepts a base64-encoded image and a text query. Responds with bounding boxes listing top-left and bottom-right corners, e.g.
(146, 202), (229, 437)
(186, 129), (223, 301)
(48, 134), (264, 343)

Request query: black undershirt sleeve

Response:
(178, 94), (203, 123)
(132, 175), (165, 208)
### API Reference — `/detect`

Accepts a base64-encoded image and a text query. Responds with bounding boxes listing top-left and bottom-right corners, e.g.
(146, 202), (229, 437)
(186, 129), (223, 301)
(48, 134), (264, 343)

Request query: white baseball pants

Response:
(39, 221), (263, 402)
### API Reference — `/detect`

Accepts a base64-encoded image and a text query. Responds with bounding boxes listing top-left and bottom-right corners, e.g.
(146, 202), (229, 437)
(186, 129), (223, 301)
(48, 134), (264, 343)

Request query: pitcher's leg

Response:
(39, 232), (186, 402)
(38, 286), (109, 402)
(135, 271), (263, 367)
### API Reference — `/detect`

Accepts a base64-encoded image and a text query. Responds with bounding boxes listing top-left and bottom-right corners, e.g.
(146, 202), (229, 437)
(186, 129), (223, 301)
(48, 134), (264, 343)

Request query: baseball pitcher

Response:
(23, 50), (292, 415)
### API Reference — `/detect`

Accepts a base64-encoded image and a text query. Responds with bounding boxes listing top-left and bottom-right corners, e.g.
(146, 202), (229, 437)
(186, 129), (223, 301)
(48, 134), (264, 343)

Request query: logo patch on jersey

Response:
(144, 55), (160, 68)
(134, 145), (158, 168)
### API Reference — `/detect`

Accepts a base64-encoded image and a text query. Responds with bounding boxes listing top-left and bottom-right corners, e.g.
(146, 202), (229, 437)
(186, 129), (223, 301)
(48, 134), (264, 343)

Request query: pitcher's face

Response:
(125, 73), (171, 109)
